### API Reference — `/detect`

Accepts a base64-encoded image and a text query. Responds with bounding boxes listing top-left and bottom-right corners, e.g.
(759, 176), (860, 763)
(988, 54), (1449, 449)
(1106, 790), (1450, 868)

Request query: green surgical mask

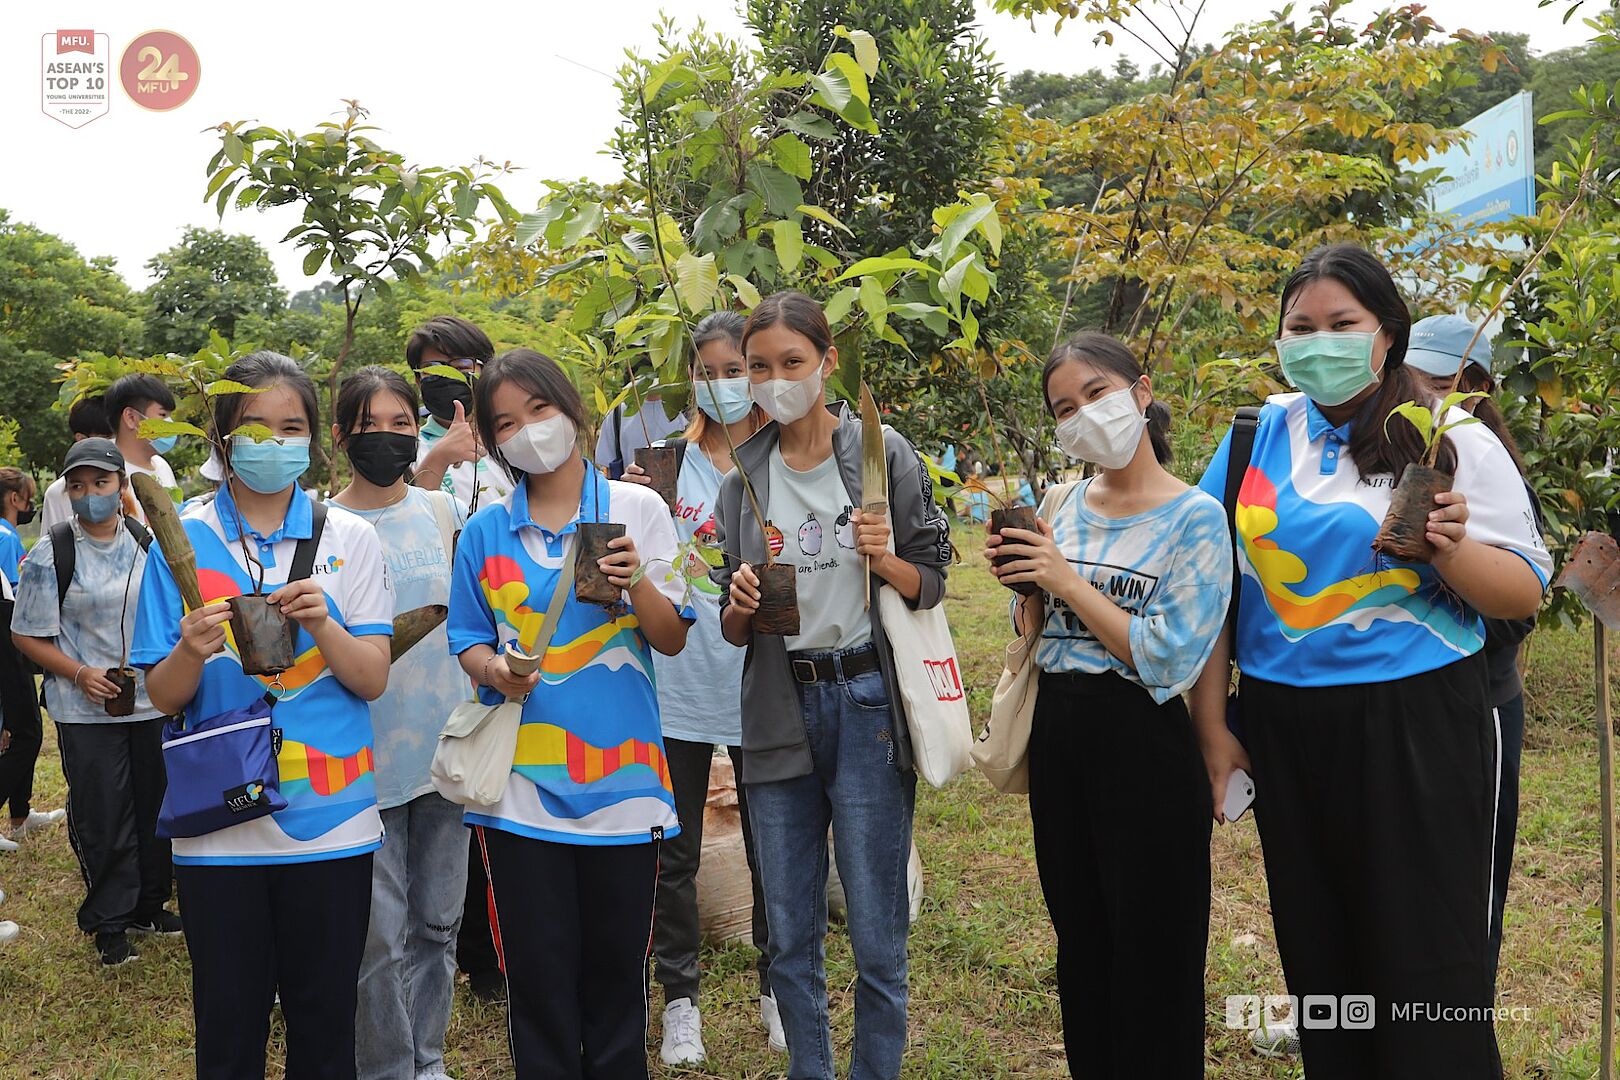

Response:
(1273, 328), (1383, 407)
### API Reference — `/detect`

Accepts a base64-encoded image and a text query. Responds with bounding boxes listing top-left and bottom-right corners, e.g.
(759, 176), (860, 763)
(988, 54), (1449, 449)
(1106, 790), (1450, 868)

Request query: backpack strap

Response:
(286, 500), (329, 584)
(123, 516), (153, 552)
(1222, 407), (1262, 635)
(52, 516), (153, 606)
(50, 523), (74, 608)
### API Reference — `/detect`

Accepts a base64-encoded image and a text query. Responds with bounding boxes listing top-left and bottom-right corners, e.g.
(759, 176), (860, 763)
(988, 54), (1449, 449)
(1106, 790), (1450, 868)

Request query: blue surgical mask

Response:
(70, 490), (121, 525)
(150, 434), (178, 455)
(693, 376), (755, 424)
(230, 436), (311, 494)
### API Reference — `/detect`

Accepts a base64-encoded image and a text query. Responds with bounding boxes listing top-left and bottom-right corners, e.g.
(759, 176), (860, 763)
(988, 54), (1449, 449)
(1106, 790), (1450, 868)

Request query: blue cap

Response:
(1405, 314), (1495, 378)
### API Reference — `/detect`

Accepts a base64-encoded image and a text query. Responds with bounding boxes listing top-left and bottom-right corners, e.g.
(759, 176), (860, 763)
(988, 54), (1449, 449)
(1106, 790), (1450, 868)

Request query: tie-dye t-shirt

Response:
(343, 487), (467, 810)
(446, 465), (694, 846)
(650, 445), (743, 746)
(1034, 479), (1232, 703)
(1197, 392), (1551, 688)
(131, 483), (394, 865)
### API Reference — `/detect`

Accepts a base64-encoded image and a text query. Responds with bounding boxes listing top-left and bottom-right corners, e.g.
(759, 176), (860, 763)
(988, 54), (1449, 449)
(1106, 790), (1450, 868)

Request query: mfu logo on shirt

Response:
(313, 556), (345, 575)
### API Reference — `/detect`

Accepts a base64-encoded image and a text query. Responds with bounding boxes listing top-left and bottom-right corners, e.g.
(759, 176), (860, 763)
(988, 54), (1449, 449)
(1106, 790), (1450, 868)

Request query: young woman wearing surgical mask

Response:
(713, 291), (952, 1080)
(983, 333), (1230, 1078)
(329, 366), (469, 1080)
(622, 311), (780, 1065)
(446, 347), (692, 1079)
(135, 350), (395, 1079)
(1189, 245), (1549, 1077)
(12, 439), (176, 968)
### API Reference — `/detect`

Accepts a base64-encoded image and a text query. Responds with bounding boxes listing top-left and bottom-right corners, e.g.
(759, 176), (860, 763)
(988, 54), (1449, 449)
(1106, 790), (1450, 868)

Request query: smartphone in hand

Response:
(1223, 767), (1255, 823)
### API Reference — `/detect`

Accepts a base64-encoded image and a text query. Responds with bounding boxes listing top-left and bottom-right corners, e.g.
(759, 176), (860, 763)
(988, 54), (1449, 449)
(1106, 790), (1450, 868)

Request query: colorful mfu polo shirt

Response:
(447, 464), (693, 845)
(132, 483), (393, 865)
(1198, 392), (1550, 688)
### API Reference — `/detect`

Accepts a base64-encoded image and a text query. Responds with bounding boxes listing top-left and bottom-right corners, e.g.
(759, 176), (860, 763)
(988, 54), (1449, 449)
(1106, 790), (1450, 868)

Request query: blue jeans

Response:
(356, 792), (470, 1080)
(746, 648), (917, 1080)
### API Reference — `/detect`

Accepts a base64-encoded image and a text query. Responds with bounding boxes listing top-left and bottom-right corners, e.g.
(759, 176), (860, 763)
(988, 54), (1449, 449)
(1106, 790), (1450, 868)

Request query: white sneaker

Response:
(0, 921), (18, 948)
(760, 993), (787, 1053)
(0, 834), (17, 853)
(10, 809), (65, 841)
(1250, 1018), (1301, 1057)
(660, 997), (706, 1066)
(414, 1070), (453, 1080)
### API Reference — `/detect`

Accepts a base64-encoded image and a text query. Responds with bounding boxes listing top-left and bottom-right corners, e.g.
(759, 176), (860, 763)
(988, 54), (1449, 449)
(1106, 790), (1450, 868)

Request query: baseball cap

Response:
(61, 437), (125, 474)
(1405, 314), (1495, 378)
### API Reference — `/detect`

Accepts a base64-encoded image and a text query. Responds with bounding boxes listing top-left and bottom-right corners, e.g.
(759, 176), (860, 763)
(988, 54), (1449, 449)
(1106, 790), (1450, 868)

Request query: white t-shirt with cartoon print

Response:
(767, 446), (870, 654)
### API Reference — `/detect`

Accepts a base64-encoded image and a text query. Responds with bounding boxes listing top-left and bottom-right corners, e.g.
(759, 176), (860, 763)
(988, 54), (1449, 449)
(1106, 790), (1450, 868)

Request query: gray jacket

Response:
(711, 403), (953, 784)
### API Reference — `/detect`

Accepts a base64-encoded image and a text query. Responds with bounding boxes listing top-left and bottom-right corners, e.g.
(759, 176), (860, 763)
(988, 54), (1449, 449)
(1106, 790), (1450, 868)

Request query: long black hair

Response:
(473, 348), (586, 481)
(1455, 362), (1526, 476)
(1042, 332), (1173, 465)
(1278, 244), (1453, 477)
(334, 365), (420, 444)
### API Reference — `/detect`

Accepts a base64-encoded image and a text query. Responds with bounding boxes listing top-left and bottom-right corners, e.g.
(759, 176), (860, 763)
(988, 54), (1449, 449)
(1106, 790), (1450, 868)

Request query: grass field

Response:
(0, 523), (1616, 1077)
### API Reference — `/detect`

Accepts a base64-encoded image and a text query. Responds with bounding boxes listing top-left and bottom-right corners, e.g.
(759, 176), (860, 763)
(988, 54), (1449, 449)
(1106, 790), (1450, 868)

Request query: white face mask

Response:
(751, 360), (826, 425)
(1055, 382), (1147, 469)
(498, 414), (576, 476)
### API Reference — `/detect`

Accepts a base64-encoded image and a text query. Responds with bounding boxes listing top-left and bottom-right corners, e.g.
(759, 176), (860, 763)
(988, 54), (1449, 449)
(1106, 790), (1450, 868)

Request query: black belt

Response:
(789, 645), (880, 685)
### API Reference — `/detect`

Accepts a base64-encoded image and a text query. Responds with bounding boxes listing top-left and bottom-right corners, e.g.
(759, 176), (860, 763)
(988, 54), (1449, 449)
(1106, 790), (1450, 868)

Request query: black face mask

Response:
(344, 432), (420, 487)
(15, 507), (35, 527)
(420, 375), (474, 424)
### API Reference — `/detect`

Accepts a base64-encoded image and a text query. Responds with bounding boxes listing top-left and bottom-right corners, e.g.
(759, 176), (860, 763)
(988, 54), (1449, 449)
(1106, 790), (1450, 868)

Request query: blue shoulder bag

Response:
(157, 502), (327, 839)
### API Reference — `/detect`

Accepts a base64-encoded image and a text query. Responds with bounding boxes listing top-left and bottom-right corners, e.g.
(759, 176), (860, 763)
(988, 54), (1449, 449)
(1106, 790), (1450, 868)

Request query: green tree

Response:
(1004, 0), (1509, 366)
(745, 0), (1000, 260)
(0, 210), (144, 472)
(142, 226), (286, 354)
(203, 100), (515, 480)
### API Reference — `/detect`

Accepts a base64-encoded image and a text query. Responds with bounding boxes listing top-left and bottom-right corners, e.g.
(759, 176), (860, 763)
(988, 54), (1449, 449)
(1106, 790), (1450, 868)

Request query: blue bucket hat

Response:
(1405, 313), (1495, 378)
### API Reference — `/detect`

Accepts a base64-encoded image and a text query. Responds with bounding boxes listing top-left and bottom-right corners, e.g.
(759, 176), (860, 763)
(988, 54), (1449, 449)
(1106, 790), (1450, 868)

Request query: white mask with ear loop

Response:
(751, 358), (827, 425)
(498, 414), (577, 475)
(1055, 382), (1148, 469)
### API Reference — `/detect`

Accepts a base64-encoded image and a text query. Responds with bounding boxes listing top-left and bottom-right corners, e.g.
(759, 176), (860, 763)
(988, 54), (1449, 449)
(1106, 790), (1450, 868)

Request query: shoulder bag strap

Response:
(286, 500), (329, 583)
(1222, 407), (1261, 634)
(428, 489), (458, 560)
(526, 537), (579, 659)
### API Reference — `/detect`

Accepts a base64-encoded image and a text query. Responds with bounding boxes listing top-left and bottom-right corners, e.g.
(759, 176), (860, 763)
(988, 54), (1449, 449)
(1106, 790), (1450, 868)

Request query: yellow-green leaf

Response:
(419, 365), (470, 385)
(674, 251), (720, 313)
(859, 275), (888, 318)
(823, 285), (861, 326)
(726, 274), (761, 309)
(770, 220), (804, 274)
(846, 29), (879, 77)
(204, 379), (269, 396)
(770, 133), (813, 181)
(796, 204), (853, 236)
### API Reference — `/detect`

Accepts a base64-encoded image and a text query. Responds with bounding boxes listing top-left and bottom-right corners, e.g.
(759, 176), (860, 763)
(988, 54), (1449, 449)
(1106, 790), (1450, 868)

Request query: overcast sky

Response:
(0, 0), (1591, 293)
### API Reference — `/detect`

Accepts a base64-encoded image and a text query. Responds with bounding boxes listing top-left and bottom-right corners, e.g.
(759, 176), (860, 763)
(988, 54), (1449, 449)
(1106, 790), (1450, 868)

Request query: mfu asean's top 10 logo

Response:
(40, 28), (201, 128)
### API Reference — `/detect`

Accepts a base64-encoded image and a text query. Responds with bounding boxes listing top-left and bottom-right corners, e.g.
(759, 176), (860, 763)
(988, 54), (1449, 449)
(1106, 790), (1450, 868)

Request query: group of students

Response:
(0, 241), (1555, 1080)
(987, 243), (1548, 1080)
